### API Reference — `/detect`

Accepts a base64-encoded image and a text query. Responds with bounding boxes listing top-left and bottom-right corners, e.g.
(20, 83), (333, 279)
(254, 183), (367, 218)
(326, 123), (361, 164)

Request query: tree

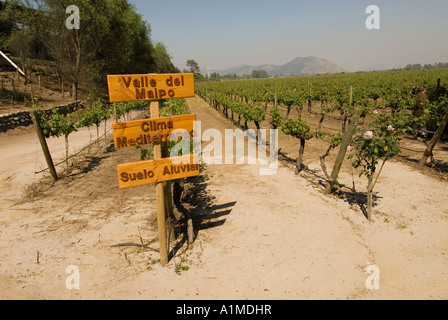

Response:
(7, 26), (34, 79)
(0, 0), (49, 81)
(3, 0), (174, 100)
(251, 69), (268, 79)
(33, 0), (95, 101)
(186, 59), (200, 74)
(153, 42), (180, 74)
(88, 0), (158, 91)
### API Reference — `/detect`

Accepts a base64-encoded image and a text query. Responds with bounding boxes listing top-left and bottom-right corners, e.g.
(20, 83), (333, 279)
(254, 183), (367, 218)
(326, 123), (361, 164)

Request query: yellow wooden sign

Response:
(112, 114), (196, 149)
(107, 73), (195, 103)
(117, 154), (200, 189)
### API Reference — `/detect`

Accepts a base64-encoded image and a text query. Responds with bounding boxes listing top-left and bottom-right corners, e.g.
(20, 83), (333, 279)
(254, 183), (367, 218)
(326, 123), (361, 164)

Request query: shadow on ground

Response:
(169, 165), (237, 260)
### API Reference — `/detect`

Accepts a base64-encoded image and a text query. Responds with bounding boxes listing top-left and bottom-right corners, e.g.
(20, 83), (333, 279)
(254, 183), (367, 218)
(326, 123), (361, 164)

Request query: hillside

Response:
(209, 56), (346, 77)
(0, 69), (79, 116)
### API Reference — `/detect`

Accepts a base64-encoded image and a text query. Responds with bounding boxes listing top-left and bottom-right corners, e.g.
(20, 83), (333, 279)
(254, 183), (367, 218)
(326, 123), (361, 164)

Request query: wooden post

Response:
(11, 79), (16, 100)
(367, 176), (374, 222)
(349, 86), (353, 107)
(164, 181), (176, 245)
(419, 112), (448, 168)
(160, 122), (176, 252)
(274, 85), (278, 109)
(108, 73), (196, 265)
(161, 142), (175, 220)
(308, 82), (313, 113)
(325, 112), (360, 194)
(31, 111), (58, 181)
(150, 101), (169, 266)
(162, 135), (178, 246)
(24, 81), (27, 102)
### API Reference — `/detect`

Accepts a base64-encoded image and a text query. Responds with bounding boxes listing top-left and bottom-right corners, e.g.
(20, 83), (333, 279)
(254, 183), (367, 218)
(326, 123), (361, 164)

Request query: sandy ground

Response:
(0, 96), (447, 300)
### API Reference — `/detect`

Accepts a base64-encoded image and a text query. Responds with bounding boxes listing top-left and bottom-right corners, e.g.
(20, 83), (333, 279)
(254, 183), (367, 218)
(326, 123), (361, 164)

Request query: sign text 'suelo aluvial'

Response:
(117, 154), (200, 189)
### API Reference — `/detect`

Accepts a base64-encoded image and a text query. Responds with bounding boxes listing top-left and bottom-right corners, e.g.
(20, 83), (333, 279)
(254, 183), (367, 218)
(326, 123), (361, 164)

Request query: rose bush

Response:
(348, 111), (408, 221)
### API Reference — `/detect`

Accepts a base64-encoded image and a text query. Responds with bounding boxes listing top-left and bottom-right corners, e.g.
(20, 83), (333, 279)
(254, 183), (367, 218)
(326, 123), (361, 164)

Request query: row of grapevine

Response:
(196, 68), (448, 221)
(197, 69), (448, 125)
(35, 100), (147, 172)
(197, 69), (448, 161)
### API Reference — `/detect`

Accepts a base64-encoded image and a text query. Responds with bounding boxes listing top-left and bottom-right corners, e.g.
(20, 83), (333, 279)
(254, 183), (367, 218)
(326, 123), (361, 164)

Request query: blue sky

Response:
(128, 0), (448, 72)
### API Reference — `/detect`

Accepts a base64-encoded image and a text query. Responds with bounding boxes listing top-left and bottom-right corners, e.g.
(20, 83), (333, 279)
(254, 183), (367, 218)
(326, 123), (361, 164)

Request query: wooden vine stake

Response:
(325, 112), (360, 194)
(150, 101), (169, 265)
(325, 87), (359, 195)
(419, 80), (447, 168)
(419, 111), (448, 168)
(31, 111), (59, 181)
(108, 73), (197, 266)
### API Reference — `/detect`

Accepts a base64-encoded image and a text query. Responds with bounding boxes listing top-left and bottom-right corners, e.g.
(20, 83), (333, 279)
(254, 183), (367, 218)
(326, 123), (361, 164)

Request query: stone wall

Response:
(0, 102), (84, 133)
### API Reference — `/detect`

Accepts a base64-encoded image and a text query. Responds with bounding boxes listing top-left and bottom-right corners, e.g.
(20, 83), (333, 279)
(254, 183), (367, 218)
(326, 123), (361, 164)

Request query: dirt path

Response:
(0, 96), (446, 300)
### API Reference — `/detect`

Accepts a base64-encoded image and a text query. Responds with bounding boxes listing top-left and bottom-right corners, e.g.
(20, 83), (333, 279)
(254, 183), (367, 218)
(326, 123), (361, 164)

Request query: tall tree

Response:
(186, 59), (200, 74)
(251, 69), (268, 79)
(30, 0), (100, 100)
(0, 0), (48, 81)
(153, 42), (180, 74)
(1, 0), (177, 99)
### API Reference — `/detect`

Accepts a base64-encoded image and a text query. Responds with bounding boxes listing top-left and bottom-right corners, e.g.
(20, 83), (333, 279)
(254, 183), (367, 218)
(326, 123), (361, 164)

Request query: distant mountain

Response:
(207, 56), (346, 77)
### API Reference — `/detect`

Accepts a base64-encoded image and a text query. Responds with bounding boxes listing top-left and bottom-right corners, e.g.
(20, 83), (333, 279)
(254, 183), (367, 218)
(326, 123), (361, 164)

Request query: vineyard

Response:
(1, 0), (447, 302)
(196, 68), (448, 220)
(0, 68), (447, 300)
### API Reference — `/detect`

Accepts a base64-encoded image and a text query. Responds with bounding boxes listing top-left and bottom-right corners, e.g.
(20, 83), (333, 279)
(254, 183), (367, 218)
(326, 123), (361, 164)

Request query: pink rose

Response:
(387, 126), (395, 131)
(347, 146), (355, 153)
(364, 131), (374, 140)
(373, 110), (379, 114)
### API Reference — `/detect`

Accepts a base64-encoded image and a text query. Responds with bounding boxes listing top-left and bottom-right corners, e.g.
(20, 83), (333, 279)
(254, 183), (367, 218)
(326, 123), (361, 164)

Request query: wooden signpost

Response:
(107, 73), (197, 266)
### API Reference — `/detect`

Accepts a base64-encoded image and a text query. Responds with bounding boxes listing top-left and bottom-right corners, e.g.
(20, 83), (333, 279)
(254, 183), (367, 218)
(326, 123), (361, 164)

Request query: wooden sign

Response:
(112, 114), (196, 149)
(117, 154), (200, 189)
(107, 73), (195, 103)
(106, 69), (198, 266)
